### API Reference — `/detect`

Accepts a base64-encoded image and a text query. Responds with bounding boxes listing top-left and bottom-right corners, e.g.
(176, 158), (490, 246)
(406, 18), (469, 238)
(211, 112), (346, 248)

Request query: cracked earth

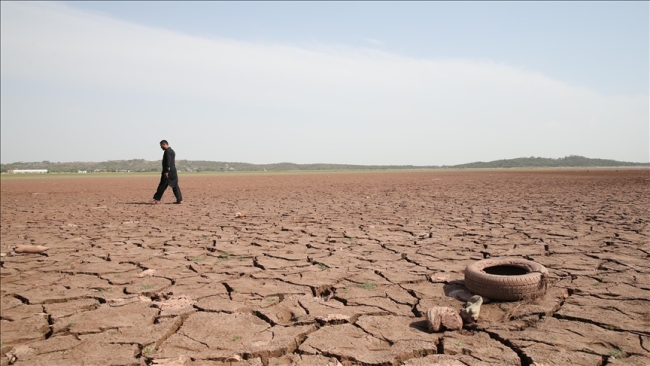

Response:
(1, 169), (649, 366)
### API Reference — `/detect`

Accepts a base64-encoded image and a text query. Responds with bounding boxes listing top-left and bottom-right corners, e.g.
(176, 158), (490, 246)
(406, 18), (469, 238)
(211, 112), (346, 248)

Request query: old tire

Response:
(464, 257), (549, 301)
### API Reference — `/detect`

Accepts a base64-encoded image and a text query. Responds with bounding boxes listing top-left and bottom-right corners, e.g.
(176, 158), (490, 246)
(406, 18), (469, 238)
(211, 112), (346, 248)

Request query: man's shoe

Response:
(151, 200), (160, 204)
(174, 201), (183, 204)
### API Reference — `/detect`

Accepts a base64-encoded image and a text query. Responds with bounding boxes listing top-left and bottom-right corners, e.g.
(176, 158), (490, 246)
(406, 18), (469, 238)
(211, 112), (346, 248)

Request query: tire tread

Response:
(464, 257), (548, 301)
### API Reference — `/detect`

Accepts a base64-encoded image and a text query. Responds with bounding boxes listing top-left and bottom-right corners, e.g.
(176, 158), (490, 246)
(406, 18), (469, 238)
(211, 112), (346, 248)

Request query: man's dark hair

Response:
(160, 140), (168, 145)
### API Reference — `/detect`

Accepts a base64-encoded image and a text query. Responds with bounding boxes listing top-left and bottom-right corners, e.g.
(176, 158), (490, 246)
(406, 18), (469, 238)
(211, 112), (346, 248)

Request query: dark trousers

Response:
(153, 170), (183, 202)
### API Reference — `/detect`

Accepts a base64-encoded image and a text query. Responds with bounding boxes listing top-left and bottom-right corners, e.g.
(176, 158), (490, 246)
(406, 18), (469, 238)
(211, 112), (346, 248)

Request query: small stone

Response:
(427, 307), (463, 332)
(440, 310), (463, 330)
(14, 245), (49, 254)
(427, 308), (443, 332)
(225, 354), (242, 362)
(138, 269), (156, 277)
(151, 355), (191, 365)
(316, 314), (351, 324)
(429, 273), (450, 283)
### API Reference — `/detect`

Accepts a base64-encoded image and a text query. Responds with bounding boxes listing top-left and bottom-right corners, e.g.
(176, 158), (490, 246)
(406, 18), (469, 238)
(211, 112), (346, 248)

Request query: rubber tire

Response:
(464, 257), (549, 301)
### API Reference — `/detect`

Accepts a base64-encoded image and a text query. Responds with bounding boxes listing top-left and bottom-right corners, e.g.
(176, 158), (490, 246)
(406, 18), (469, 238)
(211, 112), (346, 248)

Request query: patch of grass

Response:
(142, 285), (154, 290)
(294, 313), (304, 319)
(318, 263), (328, 270)
(238, 256), (245, 262)
(143, 348), (152, 355)
(346, 237), (356, 246)
(593, 281), (600, 286)
(608, 348), (623, 359)
(97, 288), (110, 292)
(191, 257), (204, 262)
(454, 341), (463, 347)
(266, 297), (277, 303)
(64, 261), (70, 265)
(357, 281), (377, 290)
(232, 335), (241, 342)
(66, 322), (76, 328)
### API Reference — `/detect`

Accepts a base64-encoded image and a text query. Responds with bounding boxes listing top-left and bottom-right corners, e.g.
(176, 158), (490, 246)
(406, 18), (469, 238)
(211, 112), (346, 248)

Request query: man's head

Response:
(160, 140), (169, 150)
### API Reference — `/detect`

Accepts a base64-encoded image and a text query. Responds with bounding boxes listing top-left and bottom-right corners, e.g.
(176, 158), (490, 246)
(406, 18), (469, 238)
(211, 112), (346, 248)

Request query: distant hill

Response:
(1, 155), (647, 173)
(448, 155), (649, 169)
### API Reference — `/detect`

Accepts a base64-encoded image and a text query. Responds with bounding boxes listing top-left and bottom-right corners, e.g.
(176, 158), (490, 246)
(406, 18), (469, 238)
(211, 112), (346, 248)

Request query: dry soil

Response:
(1, 169), (649, 366)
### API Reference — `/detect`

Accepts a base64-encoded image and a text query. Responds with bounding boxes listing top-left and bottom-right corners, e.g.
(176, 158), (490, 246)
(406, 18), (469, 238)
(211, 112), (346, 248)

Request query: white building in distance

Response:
(11, 169), (48, 174)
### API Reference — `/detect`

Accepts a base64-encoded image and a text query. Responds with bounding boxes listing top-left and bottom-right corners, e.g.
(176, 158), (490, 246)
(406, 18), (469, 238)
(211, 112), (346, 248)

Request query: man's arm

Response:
(163, 149), (175, 177)
(164, 150), (174, 171)
(167, 149), (175, 170)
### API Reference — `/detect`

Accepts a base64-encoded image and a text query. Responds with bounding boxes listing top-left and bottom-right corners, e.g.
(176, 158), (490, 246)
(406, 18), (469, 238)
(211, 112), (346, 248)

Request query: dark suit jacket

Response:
(162, 147), (176, 172)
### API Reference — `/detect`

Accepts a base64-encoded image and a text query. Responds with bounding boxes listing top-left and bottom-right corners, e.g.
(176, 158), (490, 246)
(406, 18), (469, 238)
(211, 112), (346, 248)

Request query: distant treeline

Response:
(451, 156), (648, 169)
(1, 155), (647, 173)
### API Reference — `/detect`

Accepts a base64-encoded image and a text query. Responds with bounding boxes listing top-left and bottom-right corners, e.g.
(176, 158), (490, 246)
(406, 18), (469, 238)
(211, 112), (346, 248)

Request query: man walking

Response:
(152, 140), (183, 204)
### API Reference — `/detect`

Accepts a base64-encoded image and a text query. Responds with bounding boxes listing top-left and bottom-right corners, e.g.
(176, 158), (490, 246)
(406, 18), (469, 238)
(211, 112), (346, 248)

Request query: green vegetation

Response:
(608, 348), (623, 359)
(142, 285), (154, 290)
(143, 348), (152, 355)
(2, 155), (645, 174)
(317, 263), (329, 270)
(266, 297), (277, 303)
(232, 335), (241, 342)
(357, 281), (377, 290)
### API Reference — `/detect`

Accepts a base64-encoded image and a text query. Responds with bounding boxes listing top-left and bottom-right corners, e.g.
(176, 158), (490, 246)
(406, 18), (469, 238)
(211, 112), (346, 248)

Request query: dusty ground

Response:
(1, 169), (649, 366)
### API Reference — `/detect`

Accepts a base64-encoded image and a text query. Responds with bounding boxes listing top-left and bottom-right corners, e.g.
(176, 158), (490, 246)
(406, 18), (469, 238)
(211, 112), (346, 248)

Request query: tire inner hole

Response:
(484, 265), (528, 276)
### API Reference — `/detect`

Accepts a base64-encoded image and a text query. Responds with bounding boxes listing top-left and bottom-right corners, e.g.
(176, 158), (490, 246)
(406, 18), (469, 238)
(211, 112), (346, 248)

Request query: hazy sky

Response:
(1, 1), (648, 165)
